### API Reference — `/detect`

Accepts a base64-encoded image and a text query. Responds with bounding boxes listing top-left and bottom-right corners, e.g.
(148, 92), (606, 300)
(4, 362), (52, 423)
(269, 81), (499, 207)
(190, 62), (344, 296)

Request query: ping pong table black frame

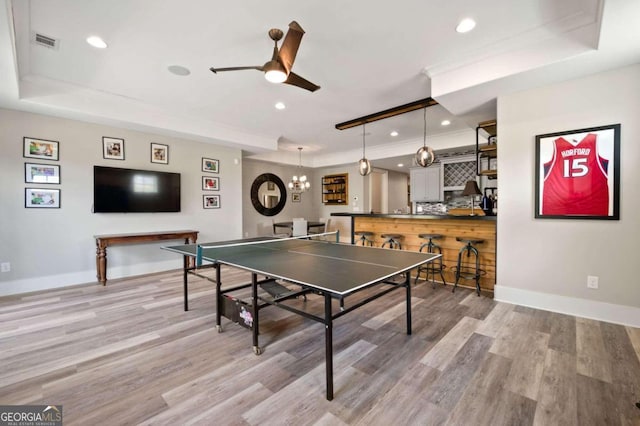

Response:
(179, 258), (413, 401)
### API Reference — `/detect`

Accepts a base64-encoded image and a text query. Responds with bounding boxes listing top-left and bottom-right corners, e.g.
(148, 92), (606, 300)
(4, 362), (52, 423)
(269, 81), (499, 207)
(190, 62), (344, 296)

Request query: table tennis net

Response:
(195, 230), (340, 267)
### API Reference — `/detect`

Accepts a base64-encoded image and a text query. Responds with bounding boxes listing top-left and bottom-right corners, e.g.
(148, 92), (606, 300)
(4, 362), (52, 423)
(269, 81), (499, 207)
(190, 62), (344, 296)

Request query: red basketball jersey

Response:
(541, 134), (609, 215)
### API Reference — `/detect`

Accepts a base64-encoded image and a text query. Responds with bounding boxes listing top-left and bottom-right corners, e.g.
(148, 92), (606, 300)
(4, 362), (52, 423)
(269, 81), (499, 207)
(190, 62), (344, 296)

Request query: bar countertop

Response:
(330, 212), (496, 221)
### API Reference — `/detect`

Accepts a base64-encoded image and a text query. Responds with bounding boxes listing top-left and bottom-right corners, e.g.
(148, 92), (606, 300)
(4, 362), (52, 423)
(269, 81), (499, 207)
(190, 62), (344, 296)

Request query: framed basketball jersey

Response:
(535, 124), (620, 220)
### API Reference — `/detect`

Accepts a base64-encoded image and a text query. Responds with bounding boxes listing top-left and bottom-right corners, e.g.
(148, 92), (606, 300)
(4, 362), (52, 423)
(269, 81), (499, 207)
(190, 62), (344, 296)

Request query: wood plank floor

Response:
(1, 269), (639, 425)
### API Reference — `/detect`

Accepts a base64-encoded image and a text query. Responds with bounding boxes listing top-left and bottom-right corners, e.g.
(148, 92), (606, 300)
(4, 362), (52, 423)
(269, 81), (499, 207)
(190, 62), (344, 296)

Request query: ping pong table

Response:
(163, 233), (440, 400)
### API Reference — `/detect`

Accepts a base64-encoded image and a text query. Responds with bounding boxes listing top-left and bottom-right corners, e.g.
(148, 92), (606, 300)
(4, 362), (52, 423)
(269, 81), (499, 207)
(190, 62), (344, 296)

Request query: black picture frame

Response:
(202, 176), (219, 191)
(203, 194), (220, 209)
(535, 123), (620, 220)
(25, 162), (61, 184)
(25, 188), (61, 208)
(202, 157), (219, 173)
(23, 137), (59, 161)
(150, 143), (169, 164)
(103, 137), (125, 160)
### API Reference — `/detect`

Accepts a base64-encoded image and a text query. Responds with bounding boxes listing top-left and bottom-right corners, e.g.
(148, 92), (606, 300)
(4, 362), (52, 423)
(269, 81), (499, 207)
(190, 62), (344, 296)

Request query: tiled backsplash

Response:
(415, 190), (476, 214)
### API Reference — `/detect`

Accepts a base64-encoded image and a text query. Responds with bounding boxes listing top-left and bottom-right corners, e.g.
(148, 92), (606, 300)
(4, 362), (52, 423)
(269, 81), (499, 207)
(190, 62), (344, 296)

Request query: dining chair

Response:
(292, 219), (308, 237)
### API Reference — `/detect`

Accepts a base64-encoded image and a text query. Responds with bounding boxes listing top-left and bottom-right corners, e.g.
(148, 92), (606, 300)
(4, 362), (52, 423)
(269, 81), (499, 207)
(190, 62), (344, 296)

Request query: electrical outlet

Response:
(587, 275), (599, 289)
(1, 262), (10, 273)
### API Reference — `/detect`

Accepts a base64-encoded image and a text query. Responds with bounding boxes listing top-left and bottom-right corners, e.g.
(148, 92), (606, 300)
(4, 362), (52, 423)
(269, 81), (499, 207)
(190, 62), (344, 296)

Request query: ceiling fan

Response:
(209, 21), (320, 93)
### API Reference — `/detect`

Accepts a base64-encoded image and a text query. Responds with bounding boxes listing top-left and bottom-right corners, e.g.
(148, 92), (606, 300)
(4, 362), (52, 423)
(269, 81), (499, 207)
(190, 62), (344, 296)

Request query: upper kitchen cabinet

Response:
(476, 120), (497, 179)
(410, 166), (441, 202)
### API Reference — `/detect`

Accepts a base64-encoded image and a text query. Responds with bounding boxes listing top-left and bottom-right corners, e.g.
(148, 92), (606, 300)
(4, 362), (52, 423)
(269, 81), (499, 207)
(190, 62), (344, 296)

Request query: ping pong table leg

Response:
(183, 256), (189, 311)
(404, 271), (411, 335)
(324, 293), (334, 401)
(405, 272), (412, 335)
(215, 263), (223, 332)
(251, 273), (262, 355)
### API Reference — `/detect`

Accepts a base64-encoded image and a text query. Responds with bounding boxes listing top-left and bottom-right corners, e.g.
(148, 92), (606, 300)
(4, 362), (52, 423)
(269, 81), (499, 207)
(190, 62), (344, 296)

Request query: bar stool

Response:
(354, 231), (374, 246)
(381, 233), (403, 249)
(414, 233), (446, 288)
(452, 237), (485, 296)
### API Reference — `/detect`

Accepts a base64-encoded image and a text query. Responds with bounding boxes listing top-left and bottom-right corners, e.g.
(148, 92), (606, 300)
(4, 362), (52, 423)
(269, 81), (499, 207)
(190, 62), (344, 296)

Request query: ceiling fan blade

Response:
(278, 21), (305, 74)
(210, 66), (263, 74)
(284, 72), (320, 93)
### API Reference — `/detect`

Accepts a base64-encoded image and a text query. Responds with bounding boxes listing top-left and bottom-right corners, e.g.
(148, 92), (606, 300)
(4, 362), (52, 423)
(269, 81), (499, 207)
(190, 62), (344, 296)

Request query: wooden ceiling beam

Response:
(335, 97), (439, 130)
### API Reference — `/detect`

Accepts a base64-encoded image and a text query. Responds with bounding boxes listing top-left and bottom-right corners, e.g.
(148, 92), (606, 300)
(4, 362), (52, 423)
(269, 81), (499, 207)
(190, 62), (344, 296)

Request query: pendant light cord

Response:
(362, 122), (366, 156)
(423, 107), (427, 148)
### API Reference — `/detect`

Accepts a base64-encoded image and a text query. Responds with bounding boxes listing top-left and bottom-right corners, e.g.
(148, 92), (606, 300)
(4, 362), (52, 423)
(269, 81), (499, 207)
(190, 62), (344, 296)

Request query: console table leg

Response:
(96, 243), (107, 285)
(186, 236), (197, 268)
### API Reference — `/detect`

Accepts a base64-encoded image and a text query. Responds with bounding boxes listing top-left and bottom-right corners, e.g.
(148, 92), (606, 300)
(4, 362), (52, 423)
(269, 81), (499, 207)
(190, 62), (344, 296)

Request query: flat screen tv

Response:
(93, 166), (181, 213)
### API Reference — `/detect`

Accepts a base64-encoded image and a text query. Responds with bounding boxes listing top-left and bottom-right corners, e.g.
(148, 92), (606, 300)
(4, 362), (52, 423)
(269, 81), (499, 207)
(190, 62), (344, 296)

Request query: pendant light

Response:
(288, 147), (311, 192)
(415, 107), (435, 167)
(358, 122), (372, 176)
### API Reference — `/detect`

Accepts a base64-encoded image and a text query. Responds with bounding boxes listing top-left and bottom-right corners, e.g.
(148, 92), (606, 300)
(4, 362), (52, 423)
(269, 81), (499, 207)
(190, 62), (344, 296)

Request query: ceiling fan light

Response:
(359, 158), (372, 176)
(263, 60), (287, 83)
(415, 146), (435, 167)
(265, 69), (287, 83)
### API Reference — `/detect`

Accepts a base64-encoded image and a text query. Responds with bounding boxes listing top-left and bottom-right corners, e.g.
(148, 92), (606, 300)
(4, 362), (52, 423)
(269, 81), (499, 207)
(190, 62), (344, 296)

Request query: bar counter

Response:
(331, 213), (496, 293)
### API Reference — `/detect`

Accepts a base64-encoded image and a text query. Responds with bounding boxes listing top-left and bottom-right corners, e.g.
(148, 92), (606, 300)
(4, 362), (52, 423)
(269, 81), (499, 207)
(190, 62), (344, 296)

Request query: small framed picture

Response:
(103, 137), (125, 160)
(267, 181), (275, 191)
(25, 163), (61, 184)
(23, 137), (59, 161)
(202, 176), (219, 191)
(203, 194), (220, 209)
(292, 193), (301, 202)
(150, 143), (169, 164)
(202, 157), (219, 173)
(25, 188), (60, 208)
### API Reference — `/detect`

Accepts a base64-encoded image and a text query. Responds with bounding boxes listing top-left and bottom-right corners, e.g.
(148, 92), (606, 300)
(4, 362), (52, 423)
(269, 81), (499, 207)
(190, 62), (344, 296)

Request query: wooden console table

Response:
(94, 230), (198, 285)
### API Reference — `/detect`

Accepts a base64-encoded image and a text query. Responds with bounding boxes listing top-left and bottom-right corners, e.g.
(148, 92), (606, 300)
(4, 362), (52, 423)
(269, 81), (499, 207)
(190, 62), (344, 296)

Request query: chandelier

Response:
(288, 147), (311, 192)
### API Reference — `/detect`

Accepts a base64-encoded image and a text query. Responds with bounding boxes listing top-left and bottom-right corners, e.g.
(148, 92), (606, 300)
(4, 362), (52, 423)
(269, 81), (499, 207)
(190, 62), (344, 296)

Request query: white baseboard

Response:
(495, 285), (640, 328)
(0, 260), (180, 297)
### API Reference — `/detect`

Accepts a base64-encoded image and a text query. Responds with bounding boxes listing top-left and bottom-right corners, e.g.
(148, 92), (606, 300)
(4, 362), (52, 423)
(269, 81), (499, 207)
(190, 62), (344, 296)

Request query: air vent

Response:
(32, 32), (59, 50)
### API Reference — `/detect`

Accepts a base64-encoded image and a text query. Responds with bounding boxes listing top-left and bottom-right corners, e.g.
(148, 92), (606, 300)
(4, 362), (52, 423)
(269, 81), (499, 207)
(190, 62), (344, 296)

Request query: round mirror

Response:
(251, 173), (287, 216)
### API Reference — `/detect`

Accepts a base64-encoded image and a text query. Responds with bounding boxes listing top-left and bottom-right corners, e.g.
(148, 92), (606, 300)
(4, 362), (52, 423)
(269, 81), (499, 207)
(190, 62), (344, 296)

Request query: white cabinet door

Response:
(410, 168), (427, 202)
(410, 166), (441, 202)
(424, 166), (441, 201)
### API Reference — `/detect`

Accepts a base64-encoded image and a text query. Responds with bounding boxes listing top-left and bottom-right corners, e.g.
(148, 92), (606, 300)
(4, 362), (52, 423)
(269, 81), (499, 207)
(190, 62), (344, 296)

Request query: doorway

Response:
(367, 169), (388, 214)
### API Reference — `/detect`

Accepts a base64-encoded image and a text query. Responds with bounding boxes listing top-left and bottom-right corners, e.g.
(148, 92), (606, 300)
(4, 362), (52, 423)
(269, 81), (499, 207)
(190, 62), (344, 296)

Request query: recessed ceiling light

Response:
(390, 131), (399, 137)
(456, 18), (476, 33)
(397, 163), (404, 167)
(275, 102), (286, 110)
(167, 65), (191, 76)
(86, 36), (107, 49)
(441, 120), (451, 126)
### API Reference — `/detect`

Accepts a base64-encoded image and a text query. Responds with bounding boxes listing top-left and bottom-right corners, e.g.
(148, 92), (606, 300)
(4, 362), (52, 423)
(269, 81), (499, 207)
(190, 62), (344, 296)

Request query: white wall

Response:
(496, 64), (640, 327)
(0, 109), (243, 296)
(242, 159), (317, 238)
